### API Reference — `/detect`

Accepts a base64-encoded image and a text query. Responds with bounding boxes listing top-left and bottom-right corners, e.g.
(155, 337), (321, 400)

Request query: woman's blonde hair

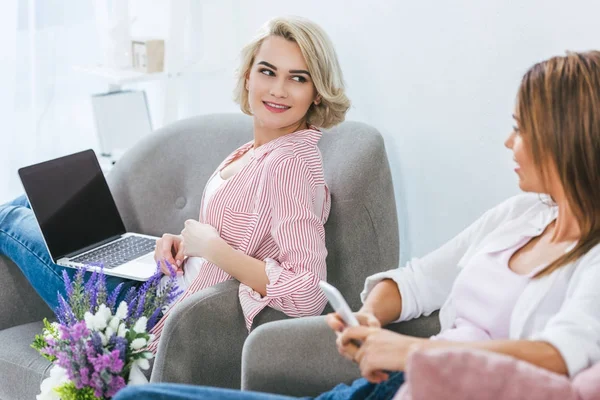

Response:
(233, 16), (350, 129)
(517, 50), (600, 278)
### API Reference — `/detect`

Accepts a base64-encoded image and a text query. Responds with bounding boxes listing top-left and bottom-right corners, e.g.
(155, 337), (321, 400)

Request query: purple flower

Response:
(90, 332), (103, 353)
(83, 269), (97, 295)
(147, 306), (163, 331)
(109, 335), (128, 362)
(69, 321), (90, 341)
(105, 375), (126, 398)
(62, 270), (73, 298)
(56, 295), (76, 326)
(123, 286), (137, 313)
(107, 282), (124, 310)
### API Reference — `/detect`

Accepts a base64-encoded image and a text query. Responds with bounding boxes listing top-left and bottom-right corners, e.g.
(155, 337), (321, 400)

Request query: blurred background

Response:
(1, 0), (598, 265)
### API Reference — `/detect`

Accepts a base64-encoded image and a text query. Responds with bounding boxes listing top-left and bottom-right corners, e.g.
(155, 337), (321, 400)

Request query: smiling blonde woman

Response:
(0, 16), (351, 355)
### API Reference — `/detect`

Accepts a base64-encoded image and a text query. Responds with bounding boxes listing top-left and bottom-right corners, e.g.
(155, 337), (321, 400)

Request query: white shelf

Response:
(73, 64), (169, 87)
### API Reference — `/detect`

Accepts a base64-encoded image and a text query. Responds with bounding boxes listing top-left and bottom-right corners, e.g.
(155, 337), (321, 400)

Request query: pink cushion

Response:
(393, 347), (600, 400)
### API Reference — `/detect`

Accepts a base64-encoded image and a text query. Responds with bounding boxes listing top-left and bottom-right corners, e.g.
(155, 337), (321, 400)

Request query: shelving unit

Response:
(73, 64), (169, 92)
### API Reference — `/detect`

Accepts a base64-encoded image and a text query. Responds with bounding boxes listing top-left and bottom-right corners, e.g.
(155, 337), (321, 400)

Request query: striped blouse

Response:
(148, 127), (331, 352)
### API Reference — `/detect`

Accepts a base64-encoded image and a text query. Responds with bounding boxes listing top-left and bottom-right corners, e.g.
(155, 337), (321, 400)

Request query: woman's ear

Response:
(314, 94), (322, 105)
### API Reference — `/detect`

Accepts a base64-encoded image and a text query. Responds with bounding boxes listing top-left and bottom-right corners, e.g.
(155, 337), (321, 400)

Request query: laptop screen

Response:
(18, 149), (126, 261)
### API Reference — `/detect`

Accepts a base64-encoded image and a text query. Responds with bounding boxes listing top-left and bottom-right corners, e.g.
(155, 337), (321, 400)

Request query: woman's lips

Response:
(263, 101), (290, 113)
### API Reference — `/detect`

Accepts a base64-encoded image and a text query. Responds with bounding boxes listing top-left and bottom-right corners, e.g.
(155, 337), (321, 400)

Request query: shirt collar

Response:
(219, 126), (322, 170)
(252, 126), (322, 159)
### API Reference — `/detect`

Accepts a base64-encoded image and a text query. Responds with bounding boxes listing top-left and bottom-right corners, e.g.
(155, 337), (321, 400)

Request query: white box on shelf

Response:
(132, 38), (165, 73)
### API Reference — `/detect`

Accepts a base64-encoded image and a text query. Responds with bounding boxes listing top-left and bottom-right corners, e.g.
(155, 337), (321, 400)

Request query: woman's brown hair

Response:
(517, 50), (600, 277)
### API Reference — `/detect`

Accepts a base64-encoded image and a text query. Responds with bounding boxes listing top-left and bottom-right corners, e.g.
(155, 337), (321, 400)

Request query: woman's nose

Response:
(504, 132), (515, 149)
(269, 79), (288, 98)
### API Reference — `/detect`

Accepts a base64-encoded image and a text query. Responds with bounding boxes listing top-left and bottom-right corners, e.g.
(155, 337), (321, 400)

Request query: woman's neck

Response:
(551, 191), (581, 243)
(252, 119), (308, 148)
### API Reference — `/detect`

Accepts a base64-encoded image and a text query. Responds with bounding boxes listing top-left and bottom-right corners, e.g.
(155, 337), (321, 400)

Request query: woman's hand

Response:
(340, 327), (425, 383)
(180, 219), (226, 262)
(326, 308), (387, 382)
(154, 233), (185, 275)
(326, 308), (381, 334)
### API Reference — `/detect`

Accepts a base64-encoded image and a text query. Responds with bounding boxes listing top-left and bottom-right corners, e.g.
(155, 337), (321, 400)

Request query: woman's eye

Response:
(513, 125), (520, 134)
(291, 76), (307, 83)
(259, 69), (274, 77)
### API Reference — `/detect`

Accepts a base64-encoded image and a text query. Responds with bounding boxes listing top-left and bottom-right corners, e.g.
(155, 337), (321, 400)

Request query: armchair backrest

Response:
(107, 113), (399, 310)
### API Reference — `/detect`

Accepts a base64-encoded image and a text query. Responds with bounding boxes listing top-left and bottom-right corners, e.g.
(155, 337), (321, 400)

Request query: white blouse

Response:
(362, 193), (600, 377)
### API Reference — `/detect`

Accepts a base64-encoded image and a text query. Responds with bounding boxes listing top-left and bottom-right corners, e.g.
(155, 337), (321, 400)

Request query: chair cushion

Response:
(0, 321), (51, 400)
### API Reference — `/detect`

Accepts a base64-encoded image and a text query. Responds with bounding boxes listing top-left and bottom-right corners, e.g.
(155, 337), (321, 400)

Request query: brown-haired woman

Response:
(115, 50), (600, 400)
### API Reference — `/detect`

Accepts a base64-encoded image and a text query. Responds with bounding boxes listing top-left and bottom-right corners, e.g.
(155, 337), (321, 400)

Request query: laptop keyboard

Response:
(71, 236), (156, 269)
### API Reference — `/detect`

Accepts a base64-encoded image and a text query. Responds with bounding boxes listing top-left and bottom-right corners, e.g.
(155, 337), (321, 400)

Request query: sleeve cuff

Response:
(360, 268), (415, 324)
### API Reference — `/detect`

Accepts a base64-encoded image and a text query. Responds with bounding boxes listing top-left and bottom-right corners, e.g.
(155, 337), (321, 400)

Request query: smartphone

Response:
(319, 281), (359, 327)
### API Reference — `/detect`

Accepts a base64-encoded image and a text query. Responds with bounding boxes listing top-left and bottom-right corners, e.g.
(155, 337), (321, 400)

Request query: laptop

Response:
(18, 149), (158, 281)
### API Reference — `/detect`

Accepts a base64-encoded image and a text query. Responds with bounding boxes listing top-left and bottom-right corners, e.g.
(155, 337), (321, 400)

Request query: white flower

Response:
(37, 365), (68, 400)
(135, 357), (150, 370)
(44, 334), (54, 341)
(116, 301), (128, 320)
(84, 311), (95, 330)
(130, 338), (147, 350)
(93, 312), (107, 331)
(105, 327), (114, 339)
(98, 304), (112, 322)
(133, 317), (148, 334)
(128, 363), (149, 385)
(98, 332), (108, 346)
(108, 316), (120, 331)
(117, 323), (128, 338)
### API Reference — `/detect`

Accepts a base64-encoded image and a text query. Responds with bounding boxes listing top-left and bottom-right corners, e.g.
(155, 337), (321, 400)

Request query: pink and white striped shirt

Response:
(149, 127), (331, 352)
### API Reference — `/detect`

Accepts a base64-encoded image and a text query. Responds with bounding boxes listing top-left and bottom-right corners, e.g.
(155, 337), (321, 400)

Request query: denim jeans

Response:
(114, 372), (405, 400)
(0, 195), (139, 311)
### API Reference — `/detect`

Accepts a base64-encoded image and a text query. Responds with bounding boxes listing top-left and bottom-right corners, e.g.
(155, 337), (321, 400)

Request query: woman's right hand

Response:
(325, 309), (381, 359)
(154, 233), (185, 275)
(326, 309), (381, 333)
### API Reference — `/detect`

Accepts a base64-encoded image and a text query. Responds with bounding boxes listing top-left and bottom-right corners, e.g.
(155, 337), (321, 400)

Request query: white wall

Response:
(3, 0), (599, 265)
(170, 0), (600, 263)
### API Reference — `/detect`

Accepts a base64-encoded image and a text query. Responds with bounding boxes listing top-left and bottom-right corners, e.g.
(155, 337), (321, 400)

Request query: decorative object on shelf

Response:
(93, 0), (132, 68)
(132, 38), (165, 73)
(32, 264), (182, 399)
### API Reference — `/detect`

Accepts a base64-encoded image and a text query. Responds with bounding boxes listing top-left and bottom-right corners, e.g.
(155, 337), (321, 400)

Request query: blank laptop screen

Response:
(18, 149), (126, 261)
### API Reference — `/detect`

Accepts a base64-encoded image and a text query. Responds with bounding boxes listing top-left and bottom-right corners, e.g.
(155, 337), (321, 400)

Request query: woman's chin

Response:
(254, 114), (301, 131)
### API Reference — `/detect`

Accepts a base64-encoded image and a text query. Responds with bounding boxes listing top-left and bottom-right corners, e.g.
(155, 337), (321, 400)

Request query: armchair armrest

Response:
(241, 312), (441, 397)
(0, 255), (53, 331)
(150, 279), (289, 389)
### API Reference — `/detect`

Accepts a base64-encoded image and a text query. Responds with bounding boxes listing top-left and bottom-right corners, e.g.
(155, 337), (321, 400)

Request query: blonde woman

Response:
(0, 15), (350, 354)
(117, 51), (600, 399)
(147, 15), (350, 349)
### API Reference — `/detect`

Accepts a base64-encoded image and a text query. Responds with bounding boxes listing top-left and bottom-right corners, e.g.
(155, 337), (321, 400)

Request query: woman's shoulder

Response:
(488, 193), (550, 220)
(263, 130), (324, 170)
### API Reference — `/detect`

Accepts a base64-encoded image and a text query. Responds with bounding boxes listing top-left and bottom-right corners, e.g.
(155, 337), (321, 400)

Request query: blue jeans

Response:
(114, 372), (405, 400)
(0, 195), (138, 311)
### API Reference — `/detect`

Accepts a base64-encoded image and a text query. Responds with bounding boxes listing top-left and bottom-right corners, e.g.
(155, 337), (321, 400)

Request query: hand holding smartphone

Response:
(319, 281), (360, 327)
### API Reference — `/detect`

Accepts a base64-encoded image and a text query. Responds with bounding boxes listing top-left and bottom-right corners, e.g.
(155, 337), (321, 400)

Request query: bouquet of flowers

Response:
(32, 262), (182, 400)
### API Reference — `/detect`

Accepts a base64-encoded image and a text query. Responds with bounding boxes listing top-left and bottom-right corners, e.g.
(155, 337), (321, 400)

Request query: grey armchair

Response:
(242, 314), (441, 397)
(0, 113), (399, 399)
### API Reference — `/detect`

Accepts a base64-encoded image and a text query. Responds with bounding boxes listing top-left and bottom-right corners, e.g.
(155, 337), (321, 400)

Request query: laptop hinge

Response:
(63, 234), (124, 259)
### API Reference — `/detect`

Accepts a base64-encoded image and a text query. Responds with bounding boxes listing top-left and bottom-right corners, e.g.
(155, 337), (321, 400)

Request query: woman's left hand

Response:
(180, 219), (226, 262)
(339, 327), (425, 383)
